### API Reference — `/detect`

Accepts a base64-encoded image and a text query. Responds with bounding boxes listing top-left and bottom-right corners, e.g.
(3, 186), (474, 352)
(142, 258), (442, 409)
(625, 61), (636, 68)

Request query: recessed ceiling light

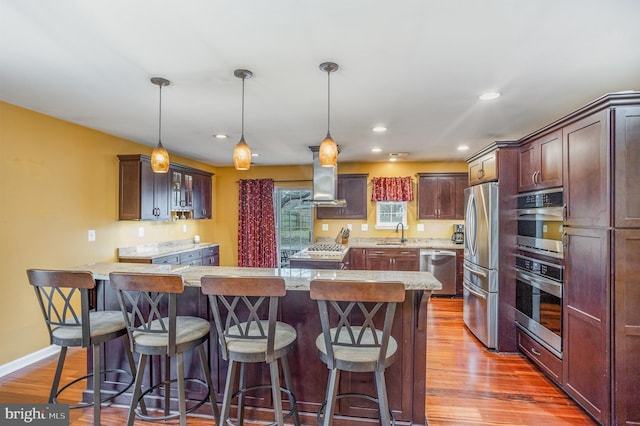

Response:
(457, 145), (469, 152)
(214, 134), (228, 139)
(371, 148), (382, 153)
(479, 92), (501, 101)
(372, 126), (387, 133)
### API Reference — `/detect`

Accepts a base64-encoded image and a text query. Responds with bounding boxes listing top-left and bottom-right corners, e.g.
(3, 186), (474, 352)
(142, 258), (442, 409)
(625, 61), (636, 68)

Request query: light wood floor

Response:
(0, 298), (595, 425)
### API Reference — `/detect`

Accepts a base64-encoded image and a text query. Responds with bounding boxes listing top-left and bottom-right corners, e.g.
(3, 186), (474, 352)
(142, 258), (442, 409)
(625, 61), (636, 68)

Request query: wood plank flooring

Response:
(0, 298), (595, 425)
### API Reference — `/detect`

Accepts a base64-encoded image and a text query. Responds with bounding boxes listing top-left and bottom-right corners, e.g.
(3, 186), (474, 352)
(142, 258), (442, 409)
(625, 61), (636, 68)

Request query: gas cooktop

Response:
(305, 243), (345, 253)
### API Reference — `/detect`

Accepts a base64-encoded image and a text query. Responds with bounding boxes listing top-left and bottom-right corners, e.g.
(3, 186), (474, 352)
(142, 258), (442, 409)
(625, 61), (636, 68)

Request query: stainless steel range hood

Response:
(307, 146), (346, 207)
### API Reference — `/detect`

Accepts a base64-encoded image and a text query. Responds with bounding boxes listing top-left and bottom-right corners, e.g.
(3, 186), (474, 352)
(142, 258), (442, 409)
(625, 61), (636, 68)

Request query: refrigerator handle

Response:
(463, 264), (487, 277)
(463, 282), (487, 300)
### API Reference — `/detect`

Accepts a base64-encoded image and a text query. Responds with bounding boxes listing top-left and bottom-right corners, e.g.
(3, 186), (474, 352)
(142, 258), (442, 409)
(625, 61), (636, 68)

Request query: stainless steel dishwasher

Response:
(420, 249), (457, 296)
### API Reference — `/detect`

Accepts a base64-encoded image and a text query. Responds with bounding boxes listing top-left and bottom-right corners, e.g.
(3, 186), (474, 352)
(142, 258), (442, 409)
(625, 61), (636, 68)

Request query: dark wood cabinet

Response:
(118, 154), (171, 220)
(563, 226), (610, 425)
(417, 173), (467, 220)
(518, 130), (562, 192)
(614, 229), (640, 426)
(563, 110), (609, 228)
(118, 154), (212, 221)
(517, 329), (562, 385)
(614, 107), (640, 228)
(455, 249), (463, 296)
(316, 174), (367, 219)
(468, 150), (499, 185)
(119, 245), (219, 266)
(348, 247), (366, 270)
(364, 248), (419, 271)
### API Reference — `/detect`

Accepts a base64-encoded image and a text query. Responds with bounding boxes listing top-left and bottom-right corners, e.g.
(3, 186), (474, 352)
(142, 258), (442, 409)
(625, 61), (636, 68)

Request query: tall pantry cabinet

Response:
(520, 93), (640, 425)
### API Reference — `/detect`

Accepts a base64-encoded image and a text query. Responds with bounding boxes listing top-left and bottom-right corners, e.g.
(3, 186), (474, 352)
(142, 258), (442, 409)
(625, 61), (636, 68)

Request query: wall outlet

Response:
(182, 224), (188, 233)
(417, 223), (425, 232)
(138, 226), (145, 237)
(87, 229), (96, 242)
(322, 223), (329, 231)
(347, 224), (352, 230)
(361, 224), (368, 231)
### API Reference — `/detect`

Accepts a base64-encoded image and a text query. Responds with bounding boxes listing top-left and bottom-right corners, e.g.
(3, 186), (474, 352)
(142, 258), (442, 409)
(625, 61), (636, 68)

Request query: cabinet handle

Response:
(562, 232), (568, 248)
(530, 347), (541, 357)
(563, 204), (567, 221)
(477, 169), (485, 179)
(535, 170), (541, 184)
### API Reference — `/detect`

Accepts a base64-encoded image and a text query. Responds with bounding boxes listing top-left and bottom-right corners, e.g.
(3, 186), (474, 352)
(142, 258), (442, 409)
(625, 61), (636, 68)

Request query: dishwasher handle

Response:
(419, 249), (456, 257)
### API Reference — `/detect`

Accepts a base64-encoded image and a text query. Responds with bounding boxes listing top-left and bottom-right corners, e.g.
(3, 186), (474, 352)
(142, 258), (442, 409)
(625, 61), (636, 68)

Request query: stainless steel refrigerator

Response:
(463, 182), (499, 349)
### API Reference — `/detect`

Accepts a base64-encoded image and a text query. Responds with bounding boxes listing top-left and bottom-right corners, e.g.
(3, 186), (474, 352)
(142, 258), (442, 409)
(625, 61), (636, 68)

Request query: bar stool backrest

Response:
(27, 269), (95, 348)
(200, 276), (285, 363)
(309, 280), (406, 369)
(109, 272), (184, 356)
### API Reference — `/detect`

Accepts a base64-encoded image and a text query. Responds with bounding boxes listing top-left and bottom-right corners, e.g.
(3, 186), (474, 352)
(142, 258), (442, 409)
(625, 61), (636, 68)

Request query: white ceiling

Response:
(1, 1), (639, 167)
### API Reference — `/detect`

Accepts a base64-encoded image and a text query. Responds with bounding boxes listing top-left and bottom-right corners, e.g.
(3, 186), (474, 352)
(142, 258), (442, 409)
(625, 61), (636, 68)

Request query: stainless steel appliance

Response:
(451, 224), (464, 244)
(463, 182), (499, 348)
(515, 253), (564, 357)
(420, 249), (457, 296)
(517, 188), (564, 259)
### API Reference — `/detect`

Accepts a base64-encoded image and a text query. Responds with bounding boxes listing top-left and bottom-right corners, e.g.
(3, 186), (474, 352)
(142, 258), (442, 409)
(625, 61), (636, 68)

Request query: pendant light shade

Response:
(319, 62), (339, 167)
(150, 77), (171, 173)
(233, 69), (253, 170)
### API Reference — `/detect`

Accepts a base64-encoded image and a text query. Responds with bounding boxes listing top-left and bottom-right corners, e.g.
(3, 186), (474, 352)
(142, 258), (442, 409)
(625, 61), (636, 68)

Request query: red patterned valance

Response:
(371, 176), (414, 201)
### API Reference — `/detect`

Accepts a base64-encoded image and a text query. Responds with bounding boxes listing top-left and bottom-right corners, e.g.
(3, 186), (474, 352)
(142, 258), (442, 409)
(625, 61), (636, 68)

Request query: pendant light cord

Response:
(241, 76), (245, 138)
(158, 84), (163, 143)
(326, 69), (331, 136)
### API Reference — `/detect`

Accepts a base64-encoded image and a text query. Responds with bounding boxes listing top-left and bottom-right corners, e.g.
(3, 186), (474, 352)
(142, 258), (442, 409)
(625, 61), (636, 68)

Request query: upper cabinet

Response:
(417, 173), (467, 220)
(118, 154), (213, 221)
(316, 174), (368, 220)
(518, 130), (562, 192)
(118, 154), (171, 220)
(468, 150), (498, 185)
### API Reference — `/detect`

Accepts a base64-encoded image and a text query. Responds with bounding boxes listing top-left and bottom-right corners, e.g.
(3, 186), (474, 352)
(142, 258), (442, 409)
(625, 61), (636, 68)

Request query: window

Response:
(375, 201), (408, 229)
(274, 187), (314, 268)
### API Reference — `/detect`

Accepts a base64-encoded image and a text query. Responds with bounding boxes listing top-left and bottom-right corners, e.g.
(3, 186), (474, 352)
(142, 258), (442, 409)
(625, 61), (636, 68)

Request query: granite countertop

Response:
(118, 239), (219, 261)
(318, 237), (464, 251)
(66, 262), (442, 292)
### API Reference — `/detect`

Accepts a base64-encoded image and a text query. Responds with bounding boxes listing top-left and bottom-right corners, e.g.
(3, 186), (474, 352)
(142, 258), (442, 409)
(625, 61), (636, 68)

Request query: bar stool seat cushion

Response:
(52, 310), (126, 341)
(226, 321), (297, 355)
(315, 327), (398, 364)
(133, 316), (210, 347)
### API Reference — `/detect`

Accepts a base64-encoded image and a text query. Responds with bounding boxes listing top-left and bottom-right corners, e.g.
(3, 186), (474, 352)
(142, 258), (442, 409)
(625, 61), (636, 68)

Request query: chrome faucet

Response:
(395, 222), (407, 243)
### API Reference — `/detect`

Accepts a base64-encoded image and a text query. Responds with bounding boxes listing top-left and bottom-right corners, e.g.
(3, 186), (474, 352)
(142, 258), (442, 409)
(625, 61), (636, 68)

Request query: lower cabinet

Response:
(517, 329), (562, 385)
(120, 245), (219, 267)
(365, 248), (419, 271)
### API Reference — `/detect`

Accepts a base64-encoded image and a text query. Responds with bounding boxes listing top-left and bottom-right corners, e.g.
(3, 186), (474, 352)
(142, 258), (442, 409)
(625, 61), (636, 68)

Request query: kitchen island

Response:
(69, 262), (441, 425)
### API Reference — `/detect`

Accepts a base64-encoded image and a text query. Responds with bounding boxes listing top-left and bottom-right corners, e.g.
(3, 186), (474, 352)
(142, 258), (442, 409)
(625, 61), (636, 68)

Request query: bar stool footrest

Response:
(53, 368), (134, 409)
(133, 377), (211, 421)
(226, 383), (298, 426)
(316, 392), (396, 425)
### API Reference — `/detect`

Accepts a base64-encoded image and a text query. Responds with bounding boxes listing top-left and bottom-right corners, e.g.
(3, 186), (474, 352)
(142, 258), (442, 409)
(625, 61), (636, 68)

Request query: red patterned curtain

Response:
(237, 179), (277, 267)
(371, 176), (414, 201)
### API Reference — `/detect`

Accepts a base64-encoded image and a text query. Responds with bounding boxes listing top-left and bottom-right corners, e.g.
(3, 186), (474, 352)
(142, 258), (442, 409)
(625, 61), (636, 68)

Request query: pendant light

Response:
(233, 69), (253, 170)
(319, 62), (339, 167)
(150, 77), (171, 173)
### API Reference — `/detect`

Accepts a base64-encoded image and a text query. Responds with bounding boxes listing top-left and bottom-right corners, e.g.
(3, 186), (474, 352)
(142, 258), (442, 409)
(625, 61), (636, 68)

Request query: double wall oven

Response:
(515, 188), (564, 357)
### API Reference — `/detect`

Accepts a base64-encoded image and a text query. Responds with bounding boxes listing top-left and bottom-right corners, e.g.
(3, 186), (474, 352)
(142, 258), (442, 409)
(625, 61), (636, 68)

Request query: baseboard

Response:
(0, 345), (60, 378)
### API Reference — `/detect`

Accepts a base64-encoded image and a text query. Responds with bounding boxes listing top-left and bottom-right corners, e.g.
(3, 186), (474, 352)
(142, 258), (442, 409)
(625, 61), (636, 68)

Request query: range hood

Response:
(307, 146), (346, 207)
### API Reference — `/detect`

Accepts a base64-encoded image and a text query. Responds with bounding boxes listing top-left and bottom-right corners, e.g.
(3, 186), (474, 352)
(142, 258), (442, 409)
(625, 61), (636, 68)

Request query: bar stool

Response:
(309, 279), (406, 426)
(26, 269), (137, 426)
(109, 272), (220, 426)
(200, 276), (300, 426)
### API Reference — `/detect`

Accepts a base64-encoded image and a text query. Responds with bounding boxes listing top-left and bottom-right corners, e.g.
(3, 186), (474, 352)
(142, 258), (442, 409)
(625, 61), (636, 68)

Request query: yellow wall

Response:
(0, 101), (216, 365)
(1, 99), (467, 365)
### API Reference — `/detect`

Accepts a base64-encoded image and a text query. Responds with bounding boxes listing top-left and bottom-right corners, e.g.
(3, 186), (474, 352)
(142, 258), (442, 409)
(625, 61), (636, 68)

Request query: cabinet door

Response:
(518, 141), (538, 193)
(614, 229), (640, 425)
(141, 160), (170, 220)
(468, 150), (498, 185)
(454, 174), (468, 219)
(614, 107), (640, 228)
(348, 247), (367, 270)
(316, 174), (367, 219)
(193, 173), (212, 219)
(393, 250), (419, 271)
(563, 110), (610, 227)
(417, 176), (438, 219)
(437, 178), (456, 219)
(365, 250), (392, 270)
(538, 130), (562, 189)
(564, 226), (610, 424)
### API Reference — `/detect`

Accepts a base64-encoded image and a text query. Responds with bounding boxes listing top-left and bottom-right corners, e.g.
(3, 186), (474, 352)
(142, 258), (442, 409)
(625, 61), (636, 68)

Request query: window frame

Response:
(375, 201), (409, 230)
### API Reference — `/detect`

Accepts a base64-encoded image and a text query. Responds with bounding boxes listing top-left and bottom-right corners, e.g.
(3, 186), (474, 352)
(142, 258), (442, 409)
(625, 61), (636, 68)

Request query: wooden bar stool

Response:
(200, 276), (300, 426)
(26, 269), (137, 426)
(309, 279), (406, 426)
(109, 272), (220, 426)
